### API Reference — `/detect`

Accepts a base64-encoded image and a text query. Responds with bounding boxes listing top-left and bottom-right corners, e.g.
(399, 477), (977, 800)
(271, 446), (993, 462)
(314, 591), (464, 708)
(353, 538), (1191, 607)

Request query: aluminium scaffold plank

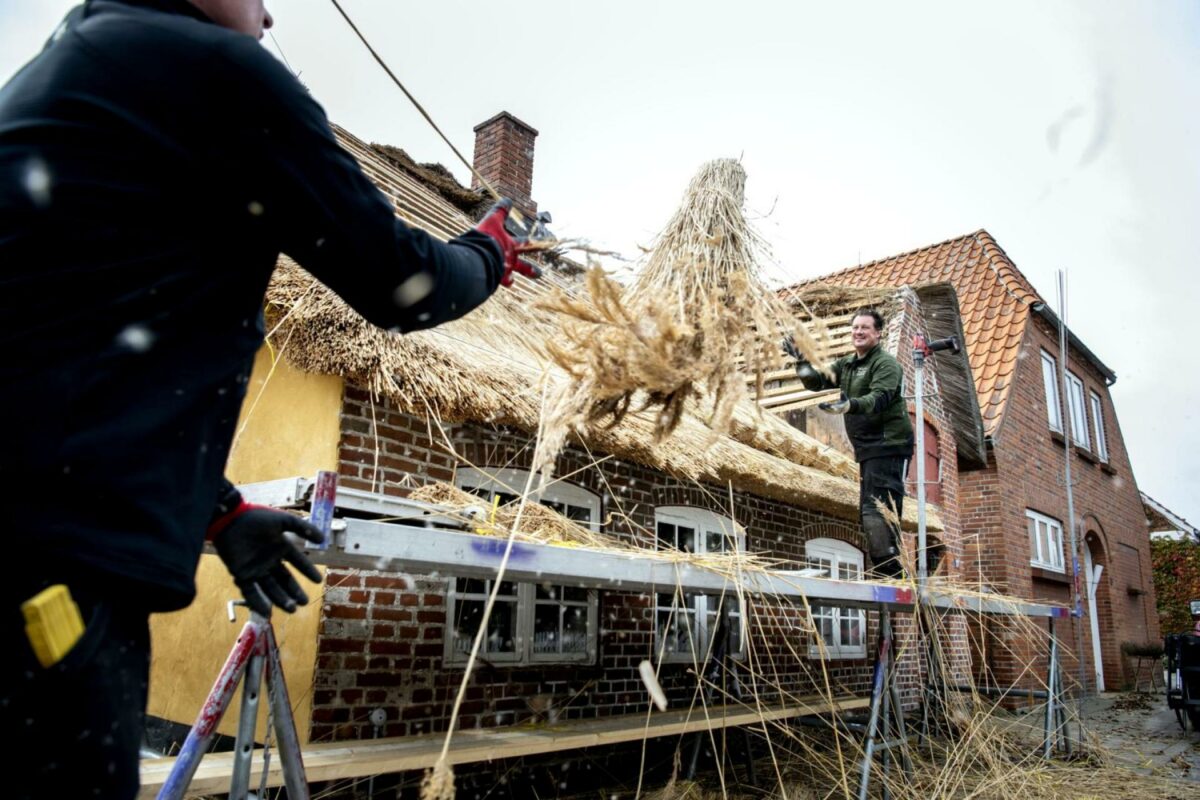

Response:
(311, 519), (1069, 619)
(138, 694), (869, 798)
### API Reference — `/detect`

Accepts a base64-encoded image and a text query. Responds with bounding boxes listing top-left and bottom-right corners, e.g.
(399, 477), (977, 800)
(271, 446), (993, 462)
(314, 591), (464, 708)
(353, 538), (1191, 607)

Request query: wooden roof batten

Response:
(764, 282), (987, 469)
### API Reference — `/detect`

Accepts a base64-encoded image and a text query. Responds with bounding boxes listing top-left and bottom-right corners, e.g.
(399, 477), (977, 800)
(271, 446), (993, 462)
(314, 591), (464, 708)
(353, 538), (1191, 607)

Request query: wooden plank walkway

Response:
(139, 694), (868, 798)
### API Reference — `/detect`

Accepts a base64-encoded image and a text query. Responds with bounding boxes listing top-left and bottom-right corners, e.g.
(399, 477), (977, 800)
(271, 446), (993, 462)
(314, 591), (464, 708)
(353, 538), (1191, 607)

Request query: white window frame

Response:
(1026, 509), (1065, 572)
(446, 468), (600, 665)
(653, 507), (746, 664)
(1041, 351), (1063, 433)
(1064, 372), (1090, 449)
(457, 466), (601, 531)
(1089, 391), (1109, 463)
(805, 538), (867, 660)
(444, 579), (598, 666)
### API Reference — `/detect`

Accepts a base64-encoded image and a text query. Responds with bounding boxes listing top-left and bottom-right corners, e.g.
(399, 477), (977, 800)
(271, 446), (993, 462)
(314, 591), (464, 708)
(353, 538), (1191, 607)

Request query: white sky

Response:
(4, 0), (1199, 531)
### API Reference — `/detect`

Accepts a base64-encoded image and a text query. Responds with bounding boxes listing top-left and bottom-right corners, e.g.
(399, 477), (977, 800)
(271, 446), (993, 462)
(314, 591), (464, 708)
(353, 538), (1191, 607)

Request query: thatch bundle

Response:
(408, 481), (606, 548)
(782, 282), (898, 320)
(537, 159), (835, 455)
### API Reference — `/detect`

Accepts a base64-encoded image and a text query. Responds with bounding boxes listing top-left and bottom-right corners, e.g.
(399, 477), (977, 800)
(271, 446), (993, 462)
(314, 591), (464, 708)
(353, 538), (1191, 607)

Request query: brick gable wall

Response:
(961, 314), (1158, 690)
(308, 382), (974, 746)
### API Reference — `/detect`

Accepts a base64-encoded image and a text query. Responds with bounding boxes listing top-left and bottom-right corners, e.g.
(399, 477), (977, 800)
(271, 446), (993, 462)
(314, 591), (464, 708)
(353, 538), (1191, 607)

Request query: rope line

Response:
(328, 0), (500, 204)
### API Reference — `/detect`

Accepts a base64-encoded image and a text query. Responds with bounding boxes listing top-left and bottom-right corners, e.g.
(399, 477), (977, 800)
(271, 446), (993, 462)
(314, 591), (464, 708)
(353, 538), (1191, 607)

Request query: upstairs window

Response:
(906, 414), (942, 505)
(1027, 510), (1065, 572)
(457, 467), (601, 531)
(1089, 391), (1109, 463)
(1040, 351), (1063, 433)
(1064, 372), (1090, 449)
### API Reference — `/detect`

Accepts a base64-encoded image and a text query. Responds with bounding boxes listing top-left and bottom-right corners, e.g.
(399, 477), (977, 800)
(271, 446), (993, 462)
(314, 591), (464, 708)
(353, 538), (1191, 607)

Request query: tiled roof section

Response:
(799, 231), (1044, 437)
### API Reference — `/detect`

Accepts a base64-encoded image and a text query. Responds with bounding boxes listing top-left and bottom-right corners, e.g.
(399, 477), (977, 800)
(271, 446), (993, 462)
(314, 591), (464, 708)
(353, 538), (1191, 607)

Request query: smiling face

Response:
(851, 313), (881, 356)
(190, 0), (273, 39)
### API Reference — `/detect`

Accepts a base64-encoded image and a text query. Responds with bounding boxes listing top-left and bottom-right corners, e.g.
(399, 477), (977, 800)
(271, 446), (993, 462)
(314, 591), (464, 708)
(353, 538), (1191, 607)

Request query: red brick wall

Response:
(960, 314), (1158, 690)
(308, 385), (959, 744)
(472, 111), (538, 219)
(886, 292), (975, 685)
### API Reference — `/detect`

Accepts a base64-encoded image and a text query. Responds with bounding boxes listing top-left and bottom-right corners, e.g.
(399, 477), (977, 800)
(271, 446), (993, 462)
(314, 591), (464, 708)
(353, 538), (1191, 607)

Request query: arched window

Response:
(906, 414), (942, 506)
(456, 466), (601, 530)
(653, 506), (746, 664)
(805, 538), (866, 659)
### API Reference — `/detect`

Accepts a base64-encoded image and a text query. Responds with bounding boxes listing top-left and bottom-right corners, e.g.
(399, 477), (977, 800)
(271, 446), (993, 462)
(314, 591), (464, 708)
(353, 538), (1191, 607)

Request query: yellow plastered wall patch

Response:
(225, 346), (345, 485)
(149, 347), (343, 743)
(148, 555), (324, 743)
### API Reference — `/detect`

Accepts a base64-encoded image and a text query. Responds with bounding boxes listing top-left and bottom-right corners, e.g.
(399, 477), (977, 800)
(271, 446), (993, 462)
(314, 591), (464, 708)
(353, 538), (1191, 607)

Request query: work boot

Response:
(863, 515), (904, 579)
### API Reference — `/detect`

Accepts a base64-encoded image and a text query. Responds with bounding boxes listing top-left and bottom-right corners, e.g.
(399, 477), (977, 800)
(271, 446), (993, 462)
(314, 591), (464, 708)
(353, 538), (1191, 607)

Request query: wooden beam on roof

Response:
(138, 695), (869, 797)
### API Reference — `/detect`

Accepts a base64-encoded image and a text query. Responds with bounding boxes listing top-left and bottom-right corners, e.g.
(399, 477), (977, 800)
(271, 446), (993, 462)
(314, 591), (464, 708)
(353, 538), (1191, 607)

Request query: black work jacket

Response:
(0, 0), (503, 609)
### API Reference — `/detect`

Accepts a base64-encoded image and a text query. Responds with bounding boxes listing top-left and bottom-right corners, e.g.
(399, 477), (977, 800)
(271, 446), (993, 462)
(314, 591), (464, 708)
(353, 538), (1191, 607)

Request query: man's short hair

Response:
(852, 308), (885, 332)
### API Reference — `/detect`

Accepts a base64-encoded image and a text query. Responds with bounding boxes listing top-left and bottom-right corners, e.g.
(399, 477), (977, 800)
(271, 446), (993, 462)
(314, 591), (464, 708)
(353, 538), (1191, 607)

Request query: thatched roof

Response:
(263, 126), (939, 531)
(912, 283), (988, 468)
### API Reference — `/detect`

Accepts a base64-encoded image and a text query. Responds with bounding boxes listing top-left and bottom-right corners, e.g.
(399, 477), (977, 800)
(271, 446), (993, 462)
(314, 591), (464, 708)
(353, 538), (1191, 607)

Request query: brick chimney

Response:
(472, 111), (538, 218)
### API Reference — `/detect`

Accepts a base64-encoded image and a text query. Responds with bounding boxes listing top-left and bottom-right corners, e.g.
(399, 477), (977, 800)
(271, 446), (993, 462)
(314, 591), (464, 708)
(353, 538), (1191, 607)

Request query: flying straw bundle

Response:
(536, 159), (833, 475)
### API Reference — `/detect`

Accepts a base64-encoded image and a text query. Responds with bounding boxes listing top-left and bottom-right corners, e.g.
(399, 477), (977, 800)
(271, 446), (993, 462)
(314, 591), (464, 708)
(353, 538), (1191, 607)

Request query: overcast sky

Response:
(4, 0), (1198, 531)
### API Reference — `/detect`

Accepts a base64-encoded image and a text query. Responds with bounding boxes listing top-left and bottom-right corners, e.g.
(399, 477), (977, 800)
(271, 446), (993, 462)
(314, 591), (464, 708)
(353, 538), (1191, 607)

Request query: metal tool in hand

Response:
(505, 207), (555, 280)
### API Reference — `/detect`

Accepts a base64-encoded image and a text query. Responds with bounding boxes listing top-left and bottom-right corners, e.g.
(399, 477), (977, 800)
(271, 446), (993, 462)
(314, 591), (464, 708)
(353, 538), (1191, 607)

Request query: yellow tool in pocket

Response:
(22, 585), (85, 668)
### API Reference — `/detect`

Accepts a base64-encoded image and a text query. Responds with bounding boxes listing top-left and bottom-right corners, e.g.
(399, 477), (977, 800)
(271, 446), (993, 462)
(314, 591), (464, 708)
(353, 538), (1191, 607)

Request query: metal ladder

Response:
(857, 605), (912, 800)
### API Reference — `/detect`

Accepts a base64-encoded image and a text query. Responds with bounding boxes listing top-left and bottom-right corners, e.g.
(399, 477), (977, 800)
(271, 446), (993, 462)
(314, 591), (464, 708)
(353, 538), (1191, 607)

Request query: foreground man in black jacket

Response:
(0, 1), (533, 796)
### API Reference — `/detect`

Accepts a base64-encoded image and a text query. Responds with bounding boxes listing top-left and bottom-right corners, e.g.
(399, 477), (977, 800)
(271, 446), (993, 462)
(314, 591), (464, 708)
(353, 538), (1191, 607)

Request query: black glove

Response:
(818, 394), (852, 415)
(783, 336), (826, 390)
(782, 335), (802, 361)
(208, 501), (324, 616)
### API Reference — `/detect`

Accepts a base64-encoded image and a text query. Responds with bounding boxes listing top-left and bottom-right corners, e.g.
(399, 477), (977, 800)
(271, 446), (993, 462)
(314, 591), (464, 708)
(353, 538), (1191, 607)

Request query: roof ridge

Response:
(791, 229), (984, 288)
(971, 230), (1043, 305)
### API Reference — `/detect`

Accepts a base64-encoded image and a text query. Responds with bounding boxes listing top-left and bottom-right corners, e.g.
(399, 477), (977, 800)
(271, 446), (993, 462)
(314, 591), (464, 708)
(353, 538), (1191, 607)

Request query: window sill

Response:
(808, 649), (867, 661)
(1100, 462), (1117, 476)
(660, 653), (746, 666)
(1031, 566), (1070, 584)
(1049, 430), (1105, 466)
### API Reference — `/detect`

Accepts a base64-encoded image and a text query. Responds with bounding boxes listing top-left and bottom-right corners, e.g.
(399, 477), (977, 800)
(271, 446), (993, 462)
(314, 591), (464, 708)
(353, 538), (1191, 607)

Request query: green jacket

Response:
(802, 345), (914, 462)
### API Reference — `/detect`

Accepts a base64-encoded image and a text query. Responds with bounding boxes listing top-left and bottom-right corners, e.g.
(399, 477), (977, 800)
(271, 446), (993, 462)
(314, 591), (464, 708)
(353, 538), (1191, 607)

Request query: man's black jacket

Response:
(0, 0), (504, 609)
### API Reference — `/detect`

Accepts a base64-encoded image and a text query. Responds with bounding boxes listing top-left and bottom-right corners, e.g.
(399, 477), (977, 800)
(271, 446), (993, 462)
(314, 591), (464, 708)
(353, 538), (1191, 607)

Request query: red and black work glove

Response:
(474, 198), (541, 288)
(208, 496), (324, 616)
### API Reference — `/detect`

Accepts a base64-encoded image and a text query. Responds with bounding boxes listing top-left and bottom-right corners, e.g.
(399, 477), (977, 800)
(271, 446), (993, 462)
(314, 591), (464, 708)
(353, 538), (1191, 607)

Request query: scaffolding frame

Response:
(149, 480), (1072, 798)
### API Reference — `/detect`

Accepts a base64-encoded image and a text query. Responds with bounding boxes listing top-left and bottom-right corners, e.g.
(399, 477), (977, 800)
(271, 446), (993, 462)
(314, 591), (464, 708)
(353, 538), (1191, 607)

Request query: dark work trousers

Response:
(2, 580), (151, 800)
(860, 456), (908, 575)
